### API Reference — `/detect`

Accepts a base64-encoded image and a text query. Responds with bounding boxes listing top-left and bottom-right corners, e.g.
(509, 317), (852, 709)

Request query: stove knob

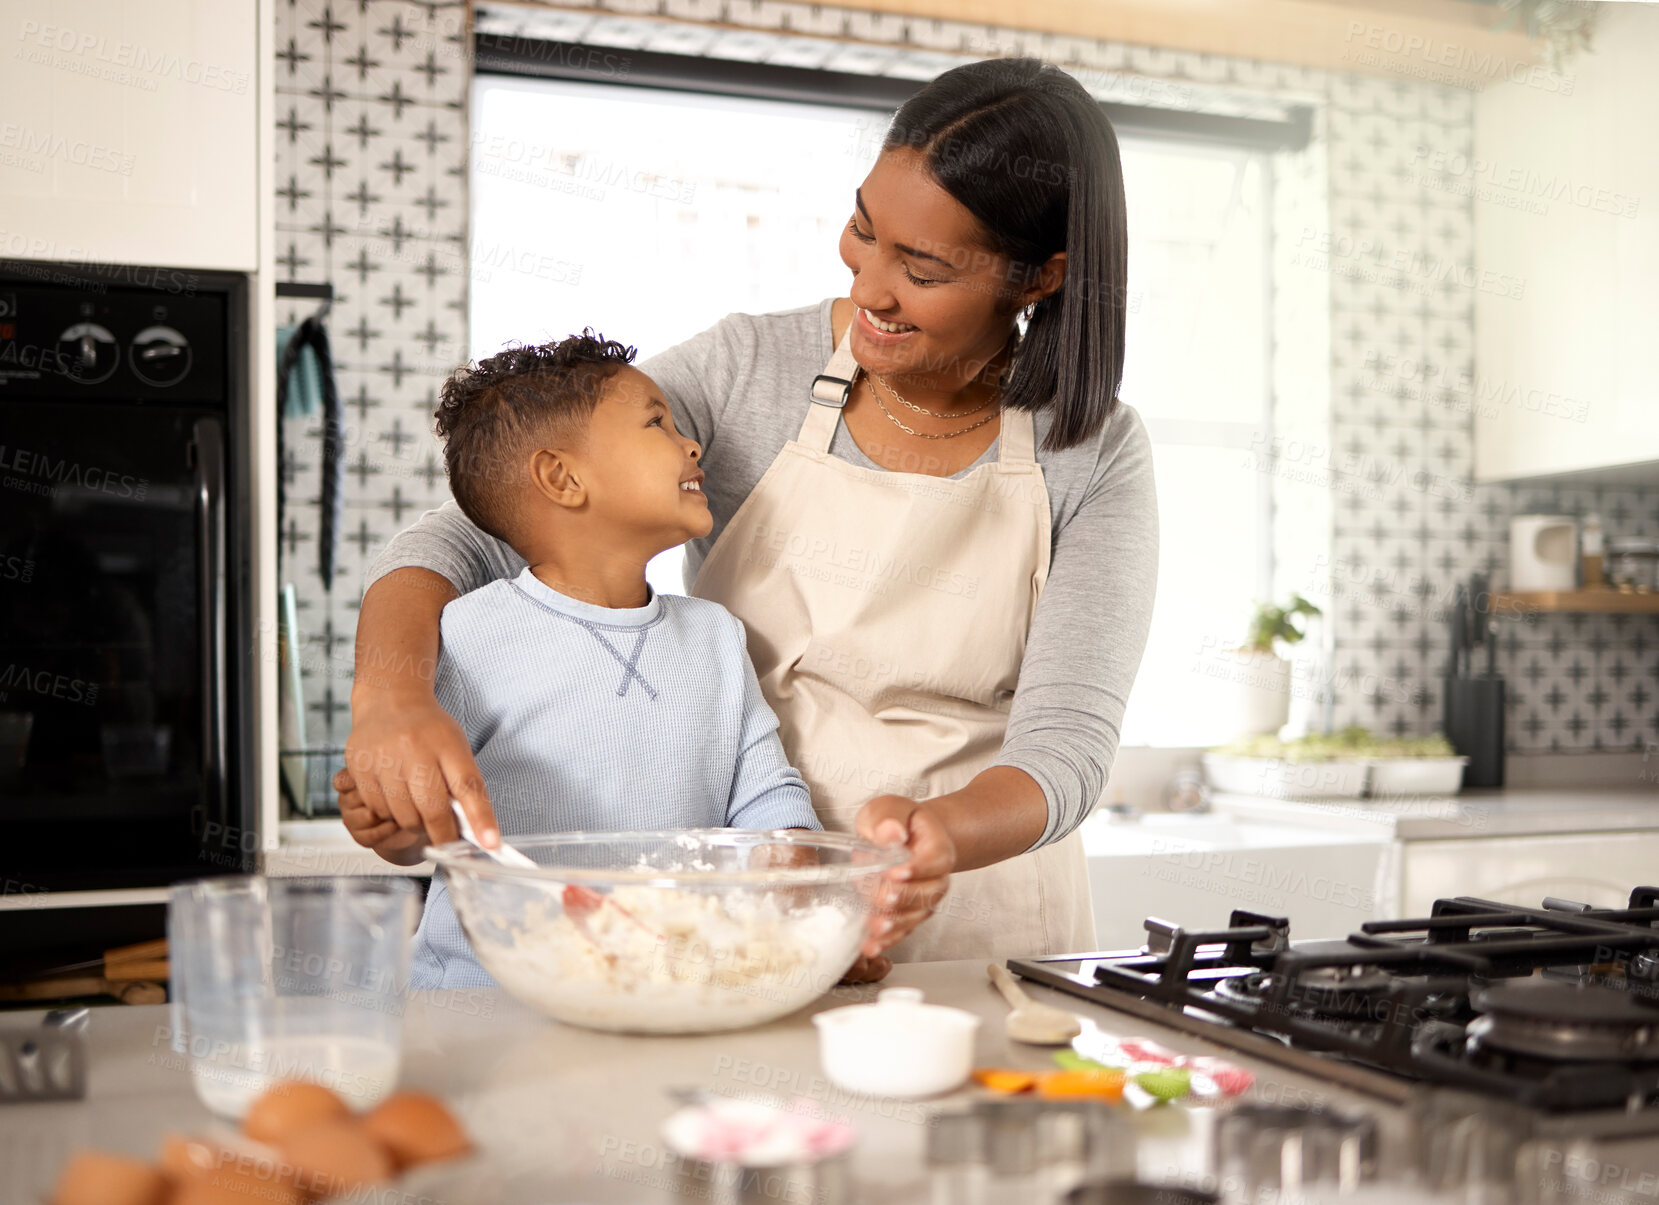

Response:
(55, 322), (119, 384)
(129, 325), (192, 387)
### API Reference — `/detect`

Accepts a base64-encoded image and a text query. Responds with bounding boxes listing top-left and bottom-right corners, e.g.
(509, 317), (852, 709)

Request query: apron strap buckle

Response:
(809, 373), (852, 408)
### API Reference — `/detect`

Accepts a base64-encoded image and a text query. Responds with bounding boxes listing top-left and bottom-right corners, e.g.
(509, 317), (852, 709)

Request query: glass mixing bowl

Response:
(426, 829), (906, 1034)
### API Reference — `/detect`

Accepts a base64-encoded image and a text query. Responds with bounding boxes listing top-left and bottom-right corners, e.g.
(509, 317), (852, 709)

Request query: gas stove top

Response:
(1009, 887), (1659, 1136)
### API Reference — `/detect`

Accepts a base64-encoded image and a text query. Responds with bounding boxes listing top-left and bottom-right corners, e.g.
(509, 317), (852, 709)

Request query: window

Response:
(1115, 139), (1274, 747)
(471, 77), (1276, 744)
(469, 75), (884, 597)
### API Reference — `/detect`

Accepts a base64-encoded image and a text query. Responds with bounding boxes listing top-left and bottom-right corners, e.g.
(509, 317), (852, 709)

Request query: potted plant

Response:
(1225, 594), (1321, 737)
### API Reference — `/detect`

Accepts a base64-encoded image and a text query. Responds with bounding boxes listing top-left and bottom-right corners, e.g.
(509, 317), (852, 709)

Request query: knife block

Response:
(1445, 675), (1505, 789)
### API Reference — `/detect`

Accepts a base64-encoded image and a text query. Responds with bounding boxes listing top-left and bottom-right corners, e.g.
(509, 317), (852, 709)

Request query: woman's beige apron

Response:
(690, 320), (1095, 962)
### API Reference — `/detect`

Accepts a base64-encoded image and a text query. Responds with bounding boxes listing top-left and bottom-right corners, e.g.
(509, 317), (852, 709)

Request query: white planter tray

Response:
(1366, 757), (1469, 798)
(1201, 753), (1370, 800)
(1202, 753), (1470, 801)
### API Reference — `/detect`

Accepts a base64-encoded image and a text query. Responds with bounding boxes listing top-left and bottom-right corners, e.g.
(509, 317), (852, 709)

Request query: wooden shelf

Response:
(1492, 591), (1659, 615)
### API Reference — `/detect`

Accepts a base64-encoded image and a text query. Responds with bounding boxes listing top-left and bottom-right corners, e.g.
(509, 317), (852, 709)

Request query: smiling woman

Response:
(336, 58), (1160, 973)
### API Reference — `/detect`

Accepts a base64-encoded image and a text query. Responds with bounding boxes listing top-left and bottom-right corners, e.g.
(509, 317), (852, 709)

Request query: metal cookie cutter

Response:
(0, 1007), (89, 1103)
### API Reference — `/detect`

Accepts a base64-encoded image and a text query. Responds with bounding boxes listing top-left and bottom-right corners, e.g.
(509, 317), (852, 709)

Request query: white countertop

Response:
(1210, 786), (1659, 840)
(266, 818), (432, 877)
(3, 960), (1429, 1204)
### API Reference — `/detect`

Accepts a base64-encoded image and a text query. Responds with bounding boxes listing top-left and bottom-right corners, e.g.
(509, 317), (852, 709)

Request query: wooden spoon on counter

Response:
(987, 962), (1083, 1045)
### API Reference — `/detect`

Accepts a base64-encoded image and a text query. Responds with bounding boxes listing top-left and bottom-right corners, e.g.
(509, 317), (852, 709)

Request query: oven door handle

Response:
(192, 416), (229, 838)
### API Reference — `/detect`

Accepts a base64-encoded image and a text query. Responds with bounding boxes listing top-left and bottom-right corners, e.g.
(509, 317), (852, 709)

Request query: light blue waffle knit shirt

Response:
(408, 567), (819, 989)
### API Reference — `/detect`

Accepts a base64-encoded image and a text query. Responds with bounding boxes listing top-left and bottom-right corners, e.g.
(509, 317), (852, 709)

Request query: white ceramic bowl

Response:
(813, 987), (980, 1098)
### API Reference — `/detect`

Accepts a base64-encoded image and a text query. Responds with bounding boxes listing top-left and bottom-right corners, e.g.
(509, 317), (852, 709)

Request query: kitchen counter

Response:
(2, 960), (1432, 1204)
(1210, 786), (1659, 841)
(265, 818), (432, 878)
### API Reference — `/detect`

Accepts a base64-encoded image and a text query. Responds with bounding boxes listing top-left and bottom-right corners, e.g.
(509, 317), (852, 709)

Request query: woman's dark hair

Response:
(434, 331), (635, 544)
(884, 58), (1127, 452)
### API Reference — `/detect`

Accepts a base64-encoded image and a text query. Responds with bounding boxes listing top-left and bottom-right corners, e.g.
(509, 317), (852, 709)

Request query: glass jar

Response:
(1607, 538), (1659, 592)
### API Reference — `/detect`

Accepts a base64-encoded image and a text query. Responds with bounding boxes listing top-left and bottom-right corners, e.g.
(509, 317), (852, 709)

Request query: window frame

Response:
(472, 34), (1313, 152)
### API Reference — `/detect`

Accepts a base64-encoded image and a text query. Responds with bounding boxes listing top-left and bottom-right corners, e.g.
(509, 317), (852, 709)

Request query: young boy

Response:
(349, 332), (821, 989)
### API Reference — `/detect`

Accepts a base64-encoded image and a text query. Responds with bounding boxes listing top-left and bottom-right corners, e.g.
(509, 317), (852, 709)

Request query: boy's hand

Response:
(341, 793), (429, 865)
(335, 691), (499, 849)
(855, 796), (956, 958)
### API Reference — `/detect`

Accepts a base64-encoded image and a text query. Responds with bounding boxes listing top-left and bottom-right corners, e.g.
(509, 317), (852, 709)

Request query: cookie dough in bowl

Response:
(426, 830), (904, 1034)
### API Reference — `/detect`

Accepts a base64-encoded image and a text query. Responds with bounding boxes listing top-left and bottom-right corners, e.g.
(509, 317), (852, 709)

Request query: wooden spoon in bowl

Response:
(987, 962), (1083, 1045)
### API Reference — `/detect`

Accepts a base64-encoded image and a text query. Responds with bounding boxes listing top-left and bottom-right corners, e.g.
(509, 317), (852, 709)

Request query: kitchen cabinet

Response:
(1471, 5), (1659, 483)
(0, 0), (260, 271)
(1398, 829), (1659, 916)
(1207, 787), (1659, 920)
(1080, 811), (1391, 947)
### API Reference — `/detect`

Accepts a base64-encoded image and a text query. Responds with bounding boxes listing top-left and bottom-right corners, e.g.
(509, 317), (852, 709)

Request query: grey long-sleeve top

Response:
(365, 298), (1159, 850)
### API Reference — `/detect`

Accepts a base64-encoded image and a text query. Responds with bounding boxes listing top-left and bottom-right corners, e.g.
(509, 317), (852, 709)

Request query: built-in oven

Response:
(0, 262), (256, 894)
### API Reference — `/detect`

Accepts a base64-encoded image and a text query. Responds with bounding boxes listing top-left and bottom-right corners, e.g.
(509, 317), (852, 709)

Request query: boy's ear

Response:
(529, 447), (584, 509)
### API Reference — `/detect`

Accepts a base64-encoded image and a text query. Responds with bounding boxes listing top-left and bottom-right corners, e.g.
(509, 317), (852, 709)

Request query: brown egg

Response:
(159, 1135), (304, 1205)
(169, 1167), (304, 1205)
(157, 1134), (215, 1181)
(280, 1118), (394, 1200)
(169, 1168), (304, 1205)
(242, 1080), (350, 1145)
(362, 1092), (472, 1168)
(51, 1150), (168, 1205)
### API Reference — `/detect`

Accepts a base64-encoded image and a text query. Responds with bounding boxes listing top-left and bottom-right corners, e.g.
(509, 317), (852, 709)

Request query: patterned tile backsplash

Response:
(274, 0), (1646, 761)
(274, 0), (471, 747)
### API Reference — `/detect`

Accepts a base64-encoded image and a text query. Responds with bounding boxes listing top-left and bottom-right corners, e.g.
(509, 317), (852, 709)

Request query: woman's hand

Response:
(855, 795), (957, 957)
(336, 568), (499, 851)
(839, 954), (893, 983)
(334, 691), (499, 850)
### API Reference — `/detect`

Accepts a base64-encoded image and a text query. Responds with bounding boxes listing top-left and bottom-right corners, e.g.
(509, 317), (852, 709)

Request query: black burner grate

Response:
(1009, 887), (1659, 1128)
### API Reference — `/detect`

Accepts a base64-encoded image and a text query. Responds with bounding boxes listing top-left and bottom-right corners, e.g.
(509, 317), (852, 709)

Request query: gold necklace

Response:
(869, 374), (1001, 440)
(872, 372), (996, 420)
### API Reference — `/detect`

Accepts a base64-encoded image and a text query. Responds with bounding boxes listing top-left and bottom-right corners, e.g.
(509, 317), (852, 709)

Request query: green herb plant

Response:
(1240, 594), (1322, 656)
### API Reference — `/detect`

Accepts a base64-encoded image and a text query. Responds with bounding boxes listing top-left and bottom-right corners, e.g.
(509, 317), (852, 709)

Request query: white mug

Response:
(1509, 515), (1578, 592)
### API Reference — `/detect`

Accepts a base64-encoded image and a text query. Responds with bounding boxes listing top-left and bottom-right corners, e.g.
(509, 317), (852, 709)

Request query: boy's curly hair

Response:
(434, 331), (636, 545)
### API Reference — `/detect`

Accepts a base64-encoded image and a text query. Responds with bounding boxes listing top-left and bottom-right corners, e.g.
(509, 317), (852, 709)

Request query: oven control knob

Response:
(55, 321), (119, 384)
(130, 325), (192, 387)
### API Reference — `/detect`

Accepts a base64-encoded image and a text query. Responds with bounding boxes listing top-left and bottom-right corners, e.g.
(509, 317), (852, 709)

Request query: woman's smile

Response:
(854, 306), (919, 346)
